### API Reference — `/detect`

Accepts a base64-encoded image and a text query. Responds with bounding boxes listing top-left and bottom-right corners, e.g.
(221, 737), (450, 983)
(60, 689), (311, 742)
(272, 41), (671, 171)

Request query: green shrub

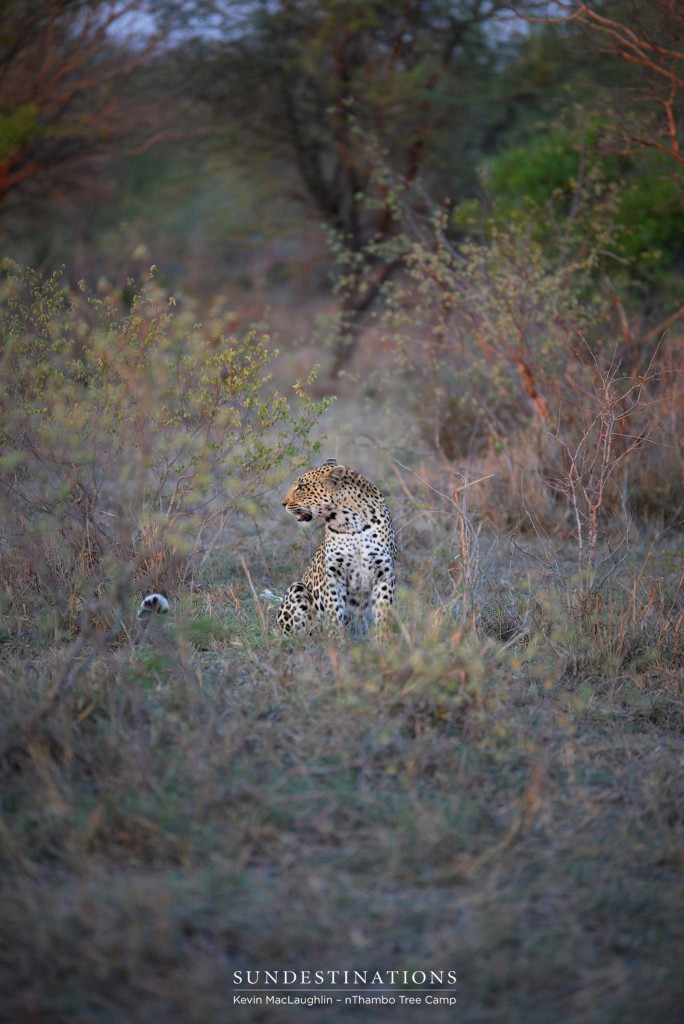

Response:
(0, 260), (332, 636)
(470, 117), (684, 307)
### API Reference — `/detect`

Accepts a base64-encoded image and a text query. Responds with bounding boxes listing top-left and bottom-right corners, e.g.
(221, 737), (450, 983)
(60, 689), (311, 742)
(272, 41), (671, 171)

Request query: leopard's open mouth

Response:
(285, 503), (313, 523)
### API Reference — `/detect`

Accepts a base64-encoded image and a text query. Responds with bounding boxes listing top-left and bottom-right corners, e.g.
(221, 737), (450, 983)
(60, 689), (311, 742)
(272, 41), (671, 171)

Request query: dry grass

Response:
(1, 427), (683, 1023)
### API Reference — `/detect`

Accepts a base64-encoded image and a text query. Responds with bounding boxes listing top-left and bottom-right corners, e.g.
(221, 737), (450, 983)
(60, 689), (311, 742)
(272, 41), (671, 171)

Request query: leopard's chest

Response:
(323, 530), (388, 594)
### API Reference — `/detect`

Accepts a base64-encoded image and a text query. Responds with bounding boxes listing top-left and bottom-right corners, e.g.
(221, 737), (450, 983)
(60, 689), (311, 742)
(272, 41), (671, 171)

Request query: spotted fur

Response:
(276, 460), (396, 638)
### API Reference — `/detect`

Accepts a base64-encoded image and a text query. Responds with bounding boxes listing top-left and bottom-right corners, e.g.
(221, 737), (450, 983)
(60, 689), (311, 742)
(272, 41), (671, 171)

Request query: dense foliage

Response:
(0, 261), (330, 634)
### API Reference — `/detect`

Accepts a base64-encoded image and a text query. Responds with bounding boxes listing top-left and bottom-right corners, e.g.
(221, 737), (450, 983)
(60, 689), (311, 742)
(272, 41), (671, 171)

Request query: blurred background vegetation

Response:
(2, 0), (682, 342)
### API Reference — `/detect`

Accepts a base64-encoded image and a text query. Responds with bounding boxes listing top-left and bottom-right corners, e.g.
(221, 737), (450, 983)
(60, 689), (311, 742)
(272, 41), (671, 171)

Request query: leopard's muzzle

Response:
(284, 503), (313, 523)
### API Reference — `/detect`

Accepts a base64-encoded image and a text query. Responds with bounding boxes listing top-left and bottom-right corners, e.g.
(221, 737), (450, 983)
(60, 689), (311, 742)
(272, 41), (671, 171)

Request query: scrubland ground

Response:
(1, 410), (683, 1024)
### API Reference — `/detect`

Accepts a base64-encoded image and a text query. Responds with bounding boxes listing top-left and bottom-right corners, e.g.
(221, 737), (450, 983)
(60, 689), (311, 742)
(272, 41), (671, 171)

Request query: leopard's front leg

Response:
(320, 575), (350, 635)
(276, 582), (315, 636)
(370, 570), (395, 640)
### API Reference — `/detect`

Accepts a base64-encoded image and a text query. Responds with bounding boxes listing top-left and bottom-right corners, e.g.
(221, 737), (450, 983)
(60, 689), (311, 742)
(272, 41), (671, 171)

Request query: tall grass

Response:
(1, 522), (682, 1021)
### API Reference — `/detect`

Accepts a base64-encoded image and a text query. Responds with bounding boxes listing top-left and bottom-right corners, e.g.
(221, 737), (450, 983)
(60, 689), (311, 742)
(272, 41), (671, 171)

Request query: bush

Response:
(469, 114), (684, 309)
(0, 261), (332, 638)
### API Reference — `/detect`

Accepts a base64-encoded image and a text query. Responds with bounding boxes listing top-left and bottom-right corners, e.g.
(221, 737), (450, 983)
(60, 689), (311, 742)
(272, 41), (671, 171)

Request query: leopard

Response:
(276, 459), (396, 638)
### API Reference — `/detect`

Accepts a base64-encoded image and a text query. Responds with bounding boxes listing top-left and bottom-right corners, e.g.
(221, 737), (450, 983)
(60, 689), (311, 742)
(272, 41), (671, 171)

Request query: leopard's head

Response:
(281, 459), (346, 523)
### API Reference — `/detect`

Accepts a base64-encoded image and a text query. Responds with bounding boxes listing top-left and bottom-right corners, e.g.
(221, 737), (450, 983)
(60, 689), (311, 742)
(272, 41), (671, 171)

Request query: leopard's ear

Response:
(321, 462), (346, 488)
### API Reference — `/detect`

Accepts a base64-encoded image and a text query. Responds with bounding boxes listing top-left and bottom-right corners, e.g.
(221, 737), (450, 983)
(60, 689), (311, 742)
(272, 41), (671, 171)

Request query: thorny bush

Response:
(0, 260), (331, 637)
